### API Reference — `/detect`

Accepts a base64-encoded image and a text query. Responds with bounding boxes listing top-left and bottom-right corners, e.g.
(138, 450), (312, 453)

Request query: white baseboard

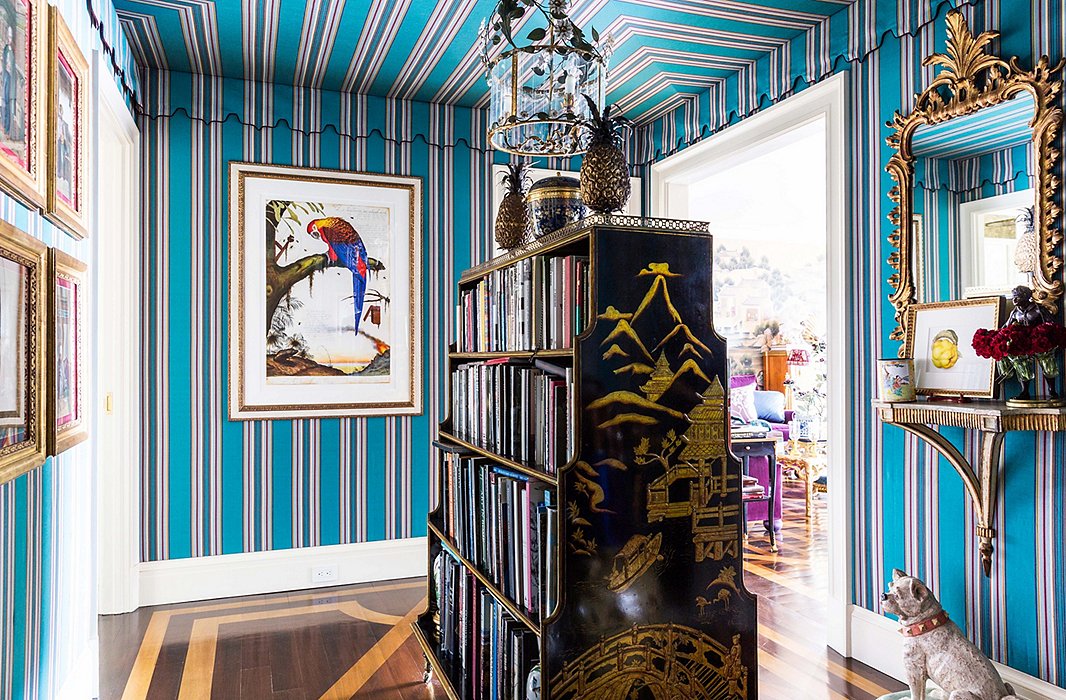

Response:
(56, 638), (98, 700)
(137, 537), (428, 607)
(848, 605), (1066, 700)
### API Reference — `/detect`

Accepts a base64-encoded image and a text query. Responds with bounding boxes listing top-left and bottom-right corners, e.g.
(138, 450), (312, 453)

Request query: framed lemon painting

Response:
(904, 298), (1003, 399)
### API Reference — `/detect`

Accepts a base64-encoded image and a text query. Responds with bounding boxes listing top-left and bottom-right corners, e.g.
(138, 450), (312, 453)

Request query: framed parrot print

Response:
(228, 162), (423, 419)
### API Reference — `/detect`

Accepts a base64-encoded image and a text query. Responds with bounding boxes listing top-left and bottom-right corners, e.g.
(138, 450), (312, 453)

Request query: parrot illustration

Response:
(306, 217), (370, 335)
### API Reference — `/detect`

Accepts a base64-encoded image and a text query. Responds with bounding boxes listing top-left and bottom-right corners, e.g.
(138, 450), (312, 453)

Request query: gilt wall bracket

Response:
(876, 400), (1066, 577)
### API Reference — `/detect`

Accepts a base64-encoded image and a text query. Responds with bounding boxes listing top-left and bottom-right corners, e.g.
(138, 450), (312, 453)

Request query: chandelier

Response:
(481, 0), (610, 156)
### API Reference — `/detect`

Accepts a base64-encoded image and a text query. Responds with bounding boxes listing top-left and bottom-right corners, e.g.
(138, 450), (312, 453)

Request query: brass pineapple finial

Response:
(494, 160), (532, 250)
(579, 94), (633, 214)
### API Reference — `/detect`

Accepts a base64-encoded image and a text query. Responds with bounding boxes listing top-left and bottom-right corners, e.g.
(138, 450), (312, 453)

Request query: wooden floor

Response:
(100, 486), (904, 699)
(743, 485), (904, 699)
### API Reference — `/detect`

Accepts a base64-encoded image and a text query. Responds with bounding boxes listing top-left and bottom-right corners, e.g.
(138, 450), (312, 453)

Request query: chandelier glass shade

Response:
(482, 0), (610, 156)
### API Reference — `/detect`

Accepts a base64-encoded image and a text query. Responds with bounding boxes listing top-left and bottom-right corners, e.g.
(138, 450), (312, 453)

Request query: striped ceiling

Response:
(113, 0), (859, 123)
(911, 92), (1036, 159)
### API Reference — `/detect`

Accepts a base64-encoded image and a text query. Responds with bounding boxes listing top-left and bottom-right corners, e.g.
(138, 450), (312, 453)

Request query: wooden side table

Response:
(732, 431), (783, 552)
(777, 439), (827, 520)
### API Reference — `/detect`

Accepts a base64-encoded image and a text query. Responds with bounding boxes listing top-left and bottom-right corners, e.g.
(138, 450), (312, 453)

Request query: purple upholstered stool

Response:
(730, 374), (789, 534)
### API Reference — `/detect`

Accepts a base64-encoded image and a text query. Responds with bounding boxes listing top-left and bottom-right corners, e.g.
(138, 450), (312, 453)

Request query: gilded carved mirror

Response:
(885, 10), (1064, 348)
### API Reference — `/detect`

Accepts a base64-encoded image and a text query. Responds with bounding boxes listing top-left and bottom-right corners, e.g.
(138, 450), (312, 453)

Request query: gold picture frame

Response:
(0, 219), (47, 484)
(45, 6), (88, 239)
(227, 162), (424, 419)
(47, 248), (86, 454)
(0, 0), (48, 209)
(885, 10), (1064, 347)
(904, 297), (1004, 399)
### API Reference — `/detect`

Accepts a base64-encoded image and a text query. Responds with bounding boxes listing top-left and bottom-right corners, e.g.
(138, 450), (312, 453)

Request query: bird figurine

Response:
(306, 217), (370, 335)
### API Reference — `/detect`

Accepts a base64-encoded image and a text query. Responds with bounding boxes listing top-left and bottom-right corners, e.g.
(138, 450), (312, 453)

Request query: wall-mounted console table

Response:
(875, 400), (1066, 577)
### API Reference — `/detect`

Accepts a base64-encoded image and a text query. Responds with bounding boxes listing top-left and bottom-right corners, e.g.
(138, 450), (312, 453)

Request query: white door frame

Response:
(93, 52), (142, 615)
(650, 73), (853, 655)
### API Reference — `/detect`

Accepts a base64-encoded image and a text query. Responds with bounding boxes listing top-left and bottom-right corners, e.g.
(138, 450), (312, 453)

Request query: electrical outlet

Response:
(311, 565), (337, 583)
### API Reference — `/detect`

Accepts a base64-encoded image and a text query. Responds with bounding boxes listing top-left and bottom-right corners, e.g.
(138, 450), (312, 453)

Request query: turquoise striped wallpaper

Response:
(635, 0), (1066, 685)
(138, 69), (502, 560)
(0, 2), (139, 698)
(132, 0), (1066, 690)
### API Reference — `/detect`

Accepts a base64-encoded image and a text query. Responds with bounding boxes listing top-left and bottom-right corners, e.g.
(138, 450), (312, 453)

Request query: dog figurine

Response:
(881, 569), (1019, 700)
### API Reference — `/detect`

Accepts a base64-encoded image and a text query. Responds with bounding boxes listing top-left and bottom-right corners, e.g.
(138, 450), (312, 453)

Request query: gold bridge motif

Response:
(551, 625), (748, 700)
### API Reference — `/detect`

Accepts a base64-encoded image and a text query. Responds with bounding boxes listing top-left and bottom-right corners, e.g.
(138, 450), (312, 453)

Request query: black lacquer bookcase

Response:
(414, 216), (759, 699)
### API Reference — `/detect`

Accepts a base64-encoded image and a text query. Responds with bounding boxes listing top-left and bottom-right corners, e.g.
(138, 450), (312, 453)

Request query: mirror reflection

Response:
(911, 92), (1037, 302)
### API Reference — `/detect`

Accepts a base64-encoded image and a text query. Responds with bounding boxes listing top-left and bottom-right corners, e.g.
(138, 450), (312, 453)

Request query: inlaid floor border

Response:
(120, 580), (425, 700)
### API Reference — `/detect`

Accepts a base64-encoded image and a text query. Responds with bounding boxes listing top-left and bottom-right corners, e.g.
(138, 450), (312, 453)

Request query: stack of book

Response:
(436, 548), (540, 698)
(440, 451), (558, 618)
(731, 423), (770, 439)
(456, 254), (590, 353)
(481, 591), (539, 699)
(742, 475), (766, 500)
(450, 359), (573, 472)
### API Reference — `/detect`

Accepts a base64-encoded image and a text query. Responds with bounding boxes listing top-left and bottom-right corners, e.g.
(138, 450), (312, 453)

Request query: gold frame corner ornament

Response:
(885, 9), (1065, 351)
(0, 221), (48, 485)
(45, 6), (90, 240)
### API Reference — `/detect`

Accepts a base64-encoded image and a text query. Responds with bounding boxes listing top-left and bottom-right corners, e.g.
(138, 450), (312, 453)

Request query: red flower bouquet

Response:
(972, 322), (1066, 382)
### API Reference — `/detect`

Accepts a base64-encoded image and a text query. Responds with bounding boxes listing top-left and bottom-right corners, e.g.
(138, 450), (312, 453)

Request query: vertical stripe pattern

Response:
(0, 2), (138, 698)
(118, 0), (1066, 690)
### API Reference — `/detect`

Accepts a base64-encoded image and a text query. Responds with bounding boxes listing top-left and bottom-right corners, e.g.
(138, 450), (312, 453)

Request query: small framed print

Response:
(0, 0), (48, 208)
(45, 7), (87, 239)
(0, 219), (46, 484)
(47, 248), (85, 454)
(904, 297), (1004, 399)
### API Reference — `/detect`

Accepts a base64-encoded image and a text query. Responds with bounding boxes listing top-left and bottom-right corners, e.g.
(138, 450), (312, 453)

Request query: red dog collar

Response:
(900, 611), (950, 637)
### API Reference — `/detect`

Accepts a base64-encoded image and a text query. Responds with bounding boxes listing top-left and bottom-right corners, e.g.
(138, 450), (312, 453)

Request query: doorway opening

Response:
(651, 74), (851, 657)
(693, 116), (832, 643)
(94, 51), (142, 617)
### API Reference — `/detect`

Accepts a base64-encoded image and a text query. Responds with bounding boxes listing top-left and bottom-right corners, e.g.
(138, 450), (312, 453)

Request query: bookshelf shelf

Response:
(449, 349), (574, 361)
(418, 218), (759, 699)
(429, 521), (541, 635)
(411, 618), (462, 699)
(437, 430), (559, 486)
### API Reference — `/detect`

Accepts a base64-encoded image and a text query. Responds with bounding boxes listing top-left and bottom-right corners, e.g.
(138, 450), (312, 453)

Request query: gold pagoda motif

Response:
(640, 353), (674, 401)
(693, 503), (741, 563)
(644, 374), (739, 561)
(679, 377), (727, 464)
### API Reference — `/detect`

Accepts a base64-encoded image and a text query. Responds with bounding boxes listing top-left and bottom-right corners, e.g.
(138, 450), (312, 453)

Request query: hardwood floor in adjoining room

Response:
(100, 488), (904, 699)
(743, 484), (904, 699)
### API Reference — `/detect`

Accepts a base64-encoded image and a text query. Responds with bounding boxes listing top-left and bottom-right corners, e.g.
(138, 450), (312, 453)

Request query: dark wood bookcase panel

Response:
(416, 217), (759, 699)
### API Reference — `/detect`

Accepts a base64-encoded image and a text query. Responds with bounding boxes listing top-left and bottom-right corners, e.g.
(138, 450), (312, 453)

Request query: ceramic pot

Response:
(877, 358), (916, 402)
(527, 175), (587, 239)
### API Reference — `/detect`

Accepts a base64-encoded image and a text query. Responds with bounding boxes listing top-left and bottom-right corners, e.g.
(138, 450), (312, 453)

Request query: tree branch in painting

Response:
(265, 199), (348, 376)
(265, 200), (338, 329)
